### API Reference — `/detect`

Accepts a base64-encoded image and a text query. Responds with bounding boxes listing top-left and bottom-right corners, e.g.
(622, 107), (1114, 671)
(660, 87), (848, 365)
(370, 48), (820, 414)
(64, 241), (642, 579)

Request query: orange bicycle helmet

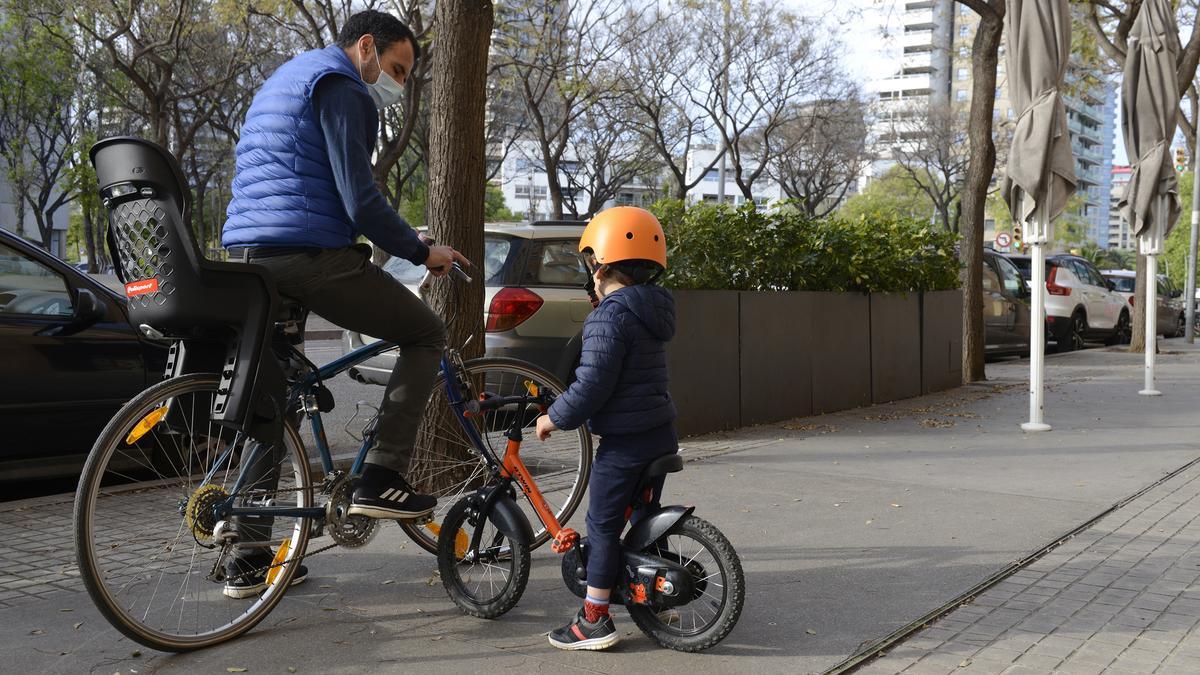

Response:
(578, 206), (667, 268)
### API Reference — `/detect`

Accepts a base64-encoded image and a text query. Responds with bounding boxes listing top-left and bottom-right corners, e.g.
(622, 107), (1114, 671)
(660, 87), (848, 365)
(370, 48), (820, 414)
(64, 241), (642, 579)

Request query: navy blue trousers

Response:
(585, 424), (678, 590)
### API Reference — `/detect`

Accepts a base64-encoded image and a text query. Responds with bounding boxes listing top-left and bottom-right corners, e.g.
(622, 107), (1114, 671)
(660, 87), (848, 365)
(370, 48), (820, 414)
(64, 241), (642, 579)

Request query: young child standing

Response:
(534, 206), (678, 651)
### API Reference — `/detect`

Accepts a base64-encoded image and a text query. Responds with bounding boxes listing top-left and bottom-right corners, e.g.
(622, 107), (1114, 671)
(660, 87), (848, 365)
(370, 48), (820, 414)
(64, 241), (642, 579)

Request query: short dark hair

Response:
(604, 259), (663, 285)
(336, 10), (421, 63)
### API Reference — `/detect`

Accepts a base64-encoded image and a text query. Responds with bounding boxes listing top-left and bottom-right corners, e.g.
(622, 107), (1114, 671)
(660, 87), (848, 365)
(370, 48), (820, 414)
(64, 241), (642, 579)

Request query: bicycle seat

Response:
(91, 136), (288, 444)
(640, 454), (683, 480)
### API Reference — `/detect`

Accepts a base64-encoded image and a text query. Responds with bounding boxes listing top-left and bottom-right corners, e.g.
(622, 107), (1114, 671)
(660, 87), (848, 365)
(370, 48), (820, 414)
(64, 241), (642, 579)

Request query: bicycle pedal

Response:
(551, 528), (579, 554)
(411, 514), (433, 526)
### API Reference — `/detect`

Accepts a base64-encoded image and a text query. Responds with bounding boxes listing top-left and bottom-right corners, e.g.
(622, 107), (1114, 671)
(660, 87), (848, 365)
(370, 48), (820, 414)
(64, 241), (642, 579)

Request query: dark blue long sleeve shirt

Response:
(312, 75), (429, 265)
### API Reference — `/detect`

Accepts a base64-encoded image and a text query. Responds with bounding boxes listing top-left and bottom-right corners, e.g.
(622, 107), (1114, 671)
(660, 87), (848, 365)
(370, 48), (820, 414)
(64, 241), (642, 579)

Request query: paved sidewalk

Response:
(3, 341), (1200, 674)
(861, 464), (1200, 675)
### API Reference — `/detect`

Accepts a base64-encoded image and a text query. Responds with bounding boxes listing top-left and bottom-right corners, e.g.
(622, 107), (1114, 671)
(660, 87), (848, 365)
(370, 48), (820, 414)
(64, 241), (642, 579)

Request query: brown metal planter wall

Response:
(739, 292), (813, 425)
(920, 290), (964, 395)
(666, 290), (963, 437)
(667, 290), (741, 435)
(870, 293), (922, 404)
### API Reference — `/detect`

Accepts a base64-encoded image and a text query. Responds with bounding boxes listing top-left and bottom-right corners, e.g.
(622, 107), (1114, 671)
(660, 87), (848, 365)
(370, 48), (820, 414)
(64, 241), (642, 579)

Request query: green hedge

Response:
(650, 200), (961, 293)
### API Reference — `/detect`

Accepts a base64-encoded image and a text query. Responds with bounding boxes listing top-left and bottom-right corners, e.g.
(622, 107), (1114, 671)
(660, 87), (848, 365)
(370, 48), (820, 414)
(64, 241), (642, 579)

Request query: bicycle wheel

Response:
(399, 357), (591, 554)
(75, 373), (313, 652)
(437, 496), (530, 618)
(627, 515), (745, 652)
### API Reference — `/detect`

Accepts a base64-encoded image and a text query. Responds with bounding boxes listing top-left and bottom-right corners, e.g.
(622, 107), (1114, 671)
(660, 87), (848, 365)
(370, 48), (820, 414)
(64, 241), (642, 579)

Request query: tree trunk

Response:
(1130, 253), (1148, 351)
(427, 0), (492, 357)
(959, 3), (1004, 383)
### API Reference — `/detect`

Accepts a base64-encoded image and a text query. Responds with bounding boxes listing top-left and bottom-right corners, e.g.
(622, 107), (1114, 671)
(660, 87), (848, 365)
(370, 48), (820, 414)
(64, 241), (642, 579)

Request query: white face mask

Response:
(361, 46), (404, 109)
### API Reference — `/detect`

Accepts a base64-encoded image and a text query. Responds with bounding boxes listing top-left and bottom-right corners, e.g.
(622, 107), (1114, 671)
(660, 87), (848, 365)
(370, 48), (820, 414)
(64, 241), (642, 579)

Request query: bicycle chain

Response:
(219, 483), (341, 585)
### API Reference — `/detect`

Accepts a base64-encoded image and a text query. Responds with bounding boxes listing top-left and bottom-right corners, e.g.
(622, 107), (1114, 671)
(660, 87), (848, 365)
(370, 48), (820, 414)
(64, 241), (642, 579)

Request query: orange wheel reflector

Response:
(125, 407), (168, 445)
(266, 539), (291, 586)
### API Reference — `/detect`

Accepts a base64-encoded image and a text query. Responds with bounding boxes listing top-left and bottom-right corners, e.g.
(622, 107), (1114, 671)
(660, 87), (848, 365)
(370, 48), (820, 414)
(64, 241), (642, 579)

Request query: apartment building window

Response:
(960, 25), (969, 37)
(1007, 108), (1015, 119)
(959, 46), (969, 58)
(703, 168), (720, 181)
(515, 185), (547, 198)
(957, 68), (968, 80)
(956, 89), (968, 101)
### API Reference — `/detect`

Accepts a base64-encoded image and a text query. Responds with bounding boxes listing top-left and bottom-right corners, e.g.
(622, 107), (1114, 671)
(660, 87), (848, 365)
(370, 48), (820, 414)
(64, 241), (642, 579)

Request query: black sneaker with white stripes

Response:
(348, 475), (436, 519)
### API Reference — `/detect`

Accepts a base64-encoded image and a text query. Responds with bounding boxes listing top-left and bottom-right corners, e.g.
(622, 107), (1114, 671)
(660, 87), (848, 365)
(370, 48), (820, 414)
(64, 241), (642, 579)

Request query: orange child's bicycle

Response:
(436, 381), (745, 652)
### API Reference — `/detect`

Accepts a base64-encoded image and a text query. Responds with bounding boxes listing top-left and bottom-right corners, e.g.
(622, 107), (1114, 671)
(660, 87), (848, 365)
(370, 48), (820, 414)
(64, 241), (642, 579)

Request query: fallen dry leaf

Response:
(805, 628), (817, 635)
(227, 668), (248, 673)
(73, 622), (83, 630)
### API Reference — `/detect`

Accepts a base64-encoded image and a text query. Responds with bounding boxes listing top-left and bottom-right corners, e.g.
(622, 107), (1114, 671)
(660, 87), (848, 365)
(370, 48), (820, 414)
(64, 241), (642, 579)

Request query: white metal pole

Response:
(1186, 142), (1200, 343)
(1141, 253), (1161, 395)
(1023, 188), (1052, 432)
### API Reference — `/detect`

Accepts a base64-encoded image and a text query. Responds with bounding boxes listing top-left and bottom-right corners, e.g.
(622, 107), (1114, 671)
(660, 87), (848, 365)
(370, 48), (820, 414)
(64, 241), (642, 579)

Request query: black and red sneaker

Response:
(548, 608), (619, 651)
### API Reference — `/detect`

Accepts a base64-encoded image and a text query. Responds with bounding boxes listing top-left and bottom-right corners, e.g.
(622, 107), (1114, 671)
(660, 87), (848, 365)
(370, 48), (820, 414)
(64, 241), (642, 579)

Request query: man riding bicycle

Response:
(220, 10), (468, 595)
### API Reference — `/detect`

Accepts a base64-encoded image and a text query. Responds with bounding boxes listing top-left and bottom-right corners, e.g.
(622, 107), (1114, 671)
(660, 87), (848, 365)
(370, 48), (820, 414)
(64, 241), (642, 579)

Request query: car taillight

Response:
(486, 288), (544, 332)
(1046, 266), (1071, 296)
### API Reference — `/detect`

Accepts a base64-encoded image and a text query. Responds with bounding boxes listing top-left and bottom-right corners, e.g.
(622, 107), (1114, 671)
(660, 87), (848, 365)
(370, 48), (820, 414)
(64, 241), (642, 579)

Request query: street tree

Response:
(561, 104), (660, 219)
(621, 4), (724, 200)
(0, 12), (79, 250)
(691, 0), (845, 203)
(953, 0), (1006, 383)
(888, 103), (970, 233)
(767, 97), (869, 219)
(838, 165), (937, 224)
(492, 0), (627, 219)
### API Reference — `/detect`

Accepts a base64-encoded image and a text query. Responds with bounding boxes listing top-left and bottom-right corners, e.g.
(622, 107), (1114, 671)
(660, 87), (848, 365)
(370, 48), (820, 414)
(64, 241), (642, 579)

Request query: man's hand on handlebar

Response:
(425, 245), (471, 278)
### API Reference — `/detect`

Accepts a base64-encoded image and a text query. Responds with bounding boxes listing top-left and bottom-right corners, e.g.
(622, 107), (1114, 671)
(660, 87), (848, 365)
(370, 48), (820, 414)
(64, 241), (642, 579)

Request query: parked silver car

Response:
(1101, 270), (1186, 338)
(344, 221), (592, 385)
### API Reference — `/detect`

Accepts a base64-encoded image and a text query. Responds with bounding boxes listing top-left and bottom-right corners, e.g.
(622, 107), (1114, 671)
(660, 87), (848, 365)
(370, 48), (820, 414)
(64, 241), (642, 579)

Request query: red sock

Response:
(583, 599), (609, 623)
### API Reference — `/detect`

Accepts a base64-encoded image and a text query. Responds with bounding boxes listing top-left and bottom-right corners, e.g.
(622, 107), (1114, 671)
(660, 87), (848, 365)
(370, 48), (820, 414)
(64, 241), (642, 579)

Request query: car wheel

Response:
(1107, 311), (1132, 346)
(1058, 312), (1087, 352)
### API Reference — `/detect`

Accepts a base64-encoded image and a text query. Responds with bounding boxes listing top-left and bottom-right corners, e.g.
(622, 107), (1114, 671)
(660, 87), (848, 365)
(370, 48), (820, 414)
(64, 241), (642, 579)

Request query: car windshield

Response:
(1107, 276), (1136, 293)
(382, 234), (512, 285)
(1008, 257), (1032, 280)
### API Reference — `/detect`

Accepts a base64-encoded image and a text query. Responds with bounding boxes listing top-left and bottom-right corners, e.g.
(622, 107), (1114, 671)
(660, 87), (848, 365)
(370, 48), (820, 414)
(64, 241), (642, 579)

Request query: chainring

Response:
(325, 477), (378, 548)
(184, 484), (229, 542)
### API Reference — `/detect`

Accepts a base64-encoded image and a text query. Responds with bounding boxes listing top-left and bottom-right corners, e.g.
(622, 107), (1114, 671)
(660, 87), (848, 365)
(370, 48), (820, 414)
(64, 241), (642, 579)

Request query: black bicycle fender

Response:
(480, 493), (534, 546)
(622, 505), (695, 551)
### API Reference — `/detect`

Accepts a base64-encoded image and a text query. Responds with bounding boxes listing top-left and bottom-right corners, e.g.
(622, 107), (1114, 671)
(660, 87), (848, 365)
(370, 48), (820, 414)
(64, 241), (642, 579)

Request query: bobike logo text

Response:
(125, 279), (159, 297)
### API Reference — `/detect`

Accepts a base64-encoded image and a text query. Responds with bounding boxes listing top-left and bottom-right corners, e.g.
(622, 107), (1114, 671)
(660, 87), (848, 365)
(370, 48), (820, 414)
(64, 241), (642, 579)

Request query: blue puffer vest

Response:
(222, 45), (375, 249)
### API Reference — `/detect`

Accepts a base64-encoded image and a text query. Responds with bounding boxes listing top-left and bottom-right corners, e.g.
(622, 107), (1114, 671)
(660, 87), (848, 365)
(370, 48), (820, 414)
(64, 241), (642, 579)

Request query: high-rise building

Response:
(1109, 165), (1133, 250)
(861, 1), (1118, 244)
(864, 0), (957, 180)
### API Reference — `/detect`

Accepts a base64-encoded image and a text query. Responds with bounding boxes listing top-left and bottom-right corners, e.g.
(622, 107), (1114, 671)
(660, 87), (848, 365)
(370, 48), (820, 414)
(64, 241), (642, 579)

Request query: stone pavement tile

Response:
(964, 647), (1022, 668)
(919, 626), (959, 642)
(1150, 612), (1200, 632)
(1086, 628), (1139, 650)
(1111, 646), (1168, 670)
(1029, 634), (1085, 658)
(961, 621), (1008, 639)
(1130, 593), (1175, 612)
(1021, 585), (1059, 598)
(912, 650), (976, 672)
(1109, 609), (1156, 630)
(972, 595), (1006, 608)
(1049, 658), (1107, 675)
(1002, 599), (1045, 612)
(988, 634), (1040, 654)
(976, 608), (1030, 629)
(1008, 652), (1063, 671)
(1065, 639), (1123, 666)
(1040, 598), (1088, 617)
(1059, 586), (1104, 603)
(1157, 653), (1200, 675)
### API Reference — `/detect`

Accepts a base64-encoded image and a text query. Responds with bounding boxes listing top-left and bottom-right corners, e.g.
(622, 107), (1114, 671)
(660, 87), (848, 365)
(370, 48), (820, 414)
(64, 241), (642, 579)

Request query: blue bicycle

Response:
(73, 280), (591, 651)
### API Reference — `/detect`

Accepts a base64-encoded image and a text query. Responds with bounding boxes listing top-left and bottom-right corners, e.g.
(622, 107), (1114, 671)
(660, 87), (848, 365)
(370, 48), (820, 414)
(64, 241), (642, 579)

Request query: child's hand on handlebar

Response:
(535, 415), (558, 441)
(425, 245), (471, 277)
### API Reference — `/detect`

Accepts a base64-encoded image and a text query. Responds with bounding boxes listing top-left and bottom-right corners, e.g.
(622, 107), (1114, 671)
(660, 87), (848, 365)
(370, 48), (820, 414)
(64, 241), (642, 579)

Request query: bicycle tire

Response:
(74, 373), (313, 652)
(399, 357), (591, 554)
(437, 496), (530, 618)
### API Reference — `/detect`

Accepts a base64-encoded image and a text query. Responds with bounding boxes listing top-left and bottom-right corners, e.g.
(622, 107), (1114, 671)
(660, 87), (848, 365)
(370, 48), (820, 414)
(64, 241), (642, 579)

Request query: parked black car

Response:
(982, 249), (1033, 356)
(0, 230), (167, 481)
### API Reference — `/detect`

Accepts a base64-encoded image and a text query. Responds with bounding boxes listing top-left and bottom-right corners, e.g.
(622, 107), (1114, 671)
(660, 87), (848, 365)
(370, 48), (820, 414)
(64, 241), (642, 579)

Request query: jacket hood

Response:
(603, 284), (676, 341)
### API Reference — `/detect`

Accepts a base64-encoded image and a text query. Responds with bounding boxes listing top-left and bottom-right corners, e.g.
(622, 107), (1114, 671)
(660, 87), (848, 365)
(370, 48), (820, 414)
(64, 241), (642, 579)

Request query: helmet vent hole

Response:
(626, 232), (634, 239)
(654, 235), (659, 241)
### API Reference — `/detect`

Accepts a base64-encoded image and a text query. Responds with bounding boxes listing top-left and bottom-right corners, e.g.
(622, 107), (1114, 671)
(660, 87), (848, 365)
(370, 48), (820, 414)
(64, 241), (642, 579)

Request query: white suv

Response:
(1006, 254), (1131, 351)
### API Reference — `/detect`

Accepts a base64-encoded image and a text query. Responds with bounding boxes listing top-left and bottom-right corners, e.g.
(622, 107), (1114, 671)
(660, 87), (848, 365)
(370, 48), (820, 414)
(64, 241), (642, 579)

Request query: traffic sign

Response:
(996, 232), (1012, 248)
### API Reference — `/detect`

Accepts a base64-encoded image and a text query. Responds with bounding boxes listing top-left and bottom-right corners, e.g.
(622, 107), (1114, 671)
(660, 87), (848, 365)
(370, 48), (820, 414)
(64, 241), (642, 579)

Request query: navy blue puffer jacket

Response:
(547, 284), (677, 436)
